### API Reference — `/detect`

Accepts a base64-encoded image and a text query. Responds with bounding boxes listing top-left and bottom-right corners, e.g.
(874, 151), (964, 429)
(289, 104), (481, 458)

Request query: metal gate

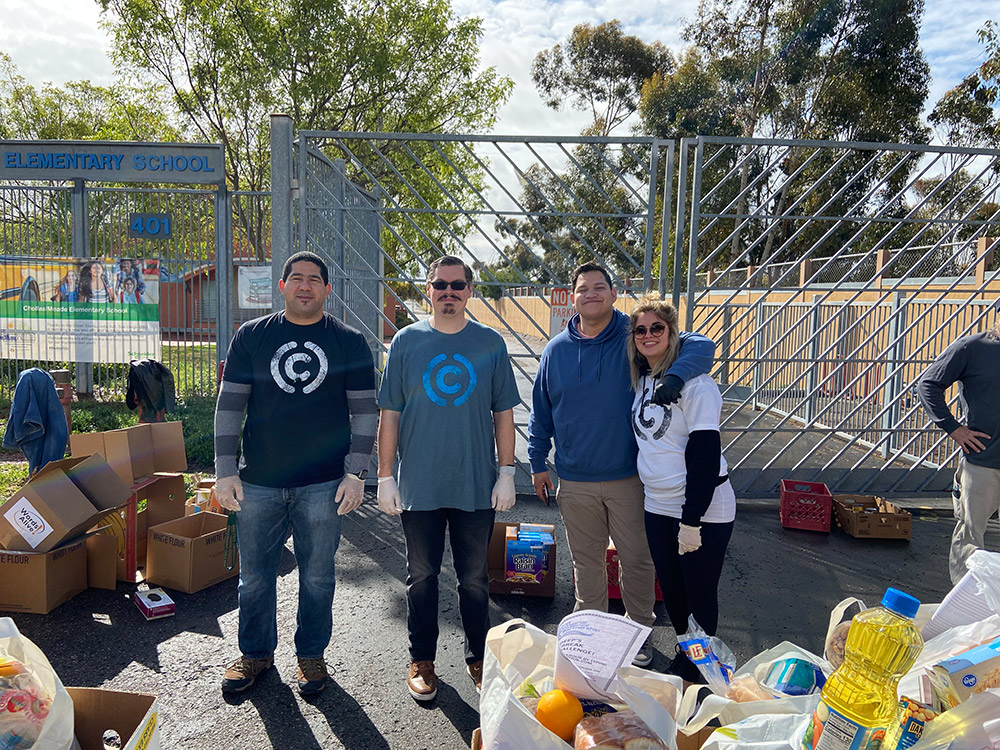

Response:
(270, 117), (675, 486)
(674, 136), (1000, 495)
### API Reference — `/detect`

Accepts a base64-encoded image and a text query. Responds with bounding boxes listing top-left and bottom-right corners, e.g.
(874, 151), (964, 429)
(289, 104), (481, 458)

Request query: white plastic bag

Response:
(679, 642), (826, 732)
(0, 617), (74, 750)
(480, 619), (567, 750)
(909, 690), (1000, 749)
(612, 666), (682, 745)
(699, 713), (811, 750)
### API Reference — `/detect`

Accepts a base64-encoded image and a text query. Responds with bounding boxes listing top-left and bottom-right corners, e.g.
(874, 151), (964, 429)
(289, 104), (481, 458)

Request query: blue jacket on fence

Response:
(2, 368), (69, 474)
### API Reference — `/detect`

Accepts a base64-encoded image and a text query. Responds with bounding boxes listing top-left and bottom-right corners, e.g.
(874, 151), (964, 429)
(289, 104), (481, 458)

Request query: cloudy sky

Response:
(0, 0), (995, 139)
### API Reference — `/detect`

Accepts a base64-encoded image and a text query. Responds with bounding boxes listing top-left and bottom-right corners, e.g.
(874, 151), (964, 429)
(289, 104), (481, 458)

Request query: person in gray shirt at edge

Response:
(917, 318), (1000, 584)
(213, 250), (377, 696)
(528, 261), (716, 670)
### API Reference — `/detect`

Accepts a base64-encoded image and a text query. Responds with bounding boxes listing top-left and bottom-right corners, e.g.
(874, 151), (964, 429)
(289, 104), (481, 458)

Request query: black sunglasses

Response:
(430, 280), (468, 291)
(632, 322), (667, 337)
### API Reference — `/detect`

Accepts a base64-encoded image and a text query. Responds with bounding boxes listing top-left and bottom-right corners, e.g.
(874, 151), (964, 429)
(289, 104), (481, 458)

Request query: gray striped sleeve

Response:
(214, 379), (250, 478)
(346, 388), (377, 474)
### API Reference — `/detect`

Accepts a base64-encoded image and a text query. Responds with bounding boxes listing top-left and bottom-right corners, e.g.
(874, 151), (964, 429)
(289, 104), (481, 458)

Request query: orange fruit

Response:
(535, 688), (584, 742)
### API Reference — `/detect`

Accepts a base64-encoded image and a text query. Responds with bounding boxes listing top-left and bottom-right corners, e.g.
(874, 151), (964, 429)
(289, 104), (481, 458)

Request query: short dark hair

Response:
(572, 261), (612, 291)
(282, 251), (329, 285)
(427, 255), (473, 284)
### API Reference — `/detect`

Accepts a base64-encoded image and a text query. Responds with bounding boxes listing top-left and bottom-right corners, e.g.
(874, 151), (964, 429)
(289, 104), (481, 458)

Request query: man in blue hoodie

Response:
(528, 262), (715, 667)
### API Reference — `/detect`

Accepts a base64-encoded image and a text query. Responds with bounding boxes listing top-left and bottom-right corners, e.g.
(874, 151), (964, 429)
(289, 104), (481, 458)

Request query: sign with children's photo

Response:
(0, 256), (161, 363)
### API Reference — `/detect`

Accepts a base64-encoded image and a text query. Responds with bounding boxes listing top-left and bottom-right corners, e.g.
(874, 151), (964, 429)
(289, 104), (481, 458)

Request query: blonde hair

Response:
(627, 293), (680, 390)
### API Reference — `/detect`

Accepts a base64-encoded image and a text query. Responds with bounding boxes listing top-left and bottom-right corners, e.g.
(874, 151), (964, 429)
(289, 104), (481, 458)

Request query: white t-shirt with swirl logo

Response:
(631, 373), (736, 522)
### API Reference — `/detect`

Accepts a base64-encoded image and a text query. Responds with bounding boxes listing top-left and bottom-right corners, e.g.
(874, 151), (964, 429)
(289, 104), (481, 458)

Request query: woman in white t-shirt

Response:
(627, 294), (735, 684)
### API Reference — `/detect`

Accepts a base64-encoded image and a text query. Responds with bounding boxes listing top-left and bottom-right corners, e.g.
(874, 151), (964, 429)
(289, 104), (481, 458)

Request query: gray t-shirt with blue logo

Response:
(379, 319), (520, 511)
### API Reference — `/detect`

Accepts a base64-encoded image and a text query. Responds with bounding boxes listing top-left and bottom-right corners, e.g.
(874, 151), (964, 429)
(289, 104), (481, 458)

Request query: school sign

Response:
(0, 141), (225, 184)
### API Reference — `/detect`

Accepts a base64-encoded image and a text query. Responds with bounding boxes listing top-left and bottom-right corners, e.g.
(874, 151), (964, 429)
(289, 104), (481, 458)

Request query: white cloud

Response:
(0, 0), (992, 135)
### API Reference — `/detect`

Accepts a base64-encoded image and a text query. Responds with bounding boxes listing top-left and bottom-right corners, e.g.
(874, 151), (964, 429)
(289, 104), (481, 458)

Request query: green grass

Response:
(0, 396), (218, 499)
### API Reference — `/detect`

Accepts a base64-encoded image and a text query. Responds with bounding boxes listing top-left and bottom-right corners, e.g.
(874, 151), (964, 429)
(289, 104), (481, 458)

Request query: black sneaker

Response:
(297, 657), (330, 695)
(221, 654), (273, 693)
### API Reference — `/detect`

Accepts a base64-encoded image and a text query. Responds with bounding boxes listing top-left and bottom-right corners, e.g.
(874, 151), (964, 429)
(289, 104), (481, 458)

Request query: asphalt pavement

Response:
(9, 491), (997, 749)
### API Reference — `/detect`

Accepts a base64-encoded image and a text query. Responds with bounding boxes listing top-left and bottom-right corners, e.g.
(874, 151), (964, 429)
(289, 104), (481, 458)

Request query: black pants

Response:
(644, 512), (734, 637)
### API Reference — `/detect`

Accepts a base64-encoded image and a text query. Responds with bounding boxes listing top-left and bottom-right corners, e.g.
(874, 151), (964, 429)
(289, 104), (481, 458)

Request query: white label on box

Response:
(3, 497), (54, 549)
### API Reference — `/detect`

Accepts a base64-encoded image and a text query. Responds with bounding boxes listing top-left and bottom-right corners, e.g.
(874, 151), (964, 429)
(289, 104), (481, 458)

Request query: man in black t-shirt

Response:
(213, 251), (377, 695)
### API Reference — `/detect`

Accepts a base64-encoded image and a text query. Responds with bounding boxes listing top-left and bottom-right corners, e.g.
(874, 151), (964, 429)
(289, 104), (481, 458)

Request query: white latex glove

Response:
(678, 523), (702, 555)
(491, 472), (516, 512)
(335, 473), (365, 515)
(377, 476), (403, 515)
(215, 475), (244, 511)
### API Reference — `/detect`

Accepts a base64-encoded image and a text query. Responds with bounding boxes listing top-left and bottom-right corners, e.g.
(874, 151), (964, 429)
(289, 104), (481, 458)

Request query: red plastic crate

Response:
(607, 542), (664, 601)
(779, 479), (833, 532)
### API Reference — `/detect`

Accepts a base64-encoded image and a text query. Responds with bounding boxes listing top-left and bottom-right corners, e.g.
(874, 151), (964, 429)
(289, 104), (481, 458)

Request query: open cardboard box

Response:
(487, 521), (556, 597)
(68, 687), (159, 750)
(0, 454), (131, 553)
(0, 539), (88, 614)
(146, 512), (238, 593)
(70, 422), (187, 486)
(832, 495), (912, 540)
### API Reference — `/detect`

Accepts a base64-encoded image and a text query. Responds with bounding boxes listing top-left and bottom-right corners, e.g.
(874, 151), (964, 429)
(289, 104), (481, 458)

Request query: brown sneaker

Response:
(407, 660), (437, 701)
(296, 657), (330, 695)
(221, 654), (273, 693)
(467, 660), (483, 693)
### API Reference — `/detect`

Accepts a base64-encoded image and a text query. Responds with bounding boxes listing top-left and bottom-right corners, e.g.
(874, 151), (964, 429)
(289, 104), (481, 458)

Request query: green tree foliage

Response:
(930, 21), (1000, 148)
(98, 0), (513, 269)
(532, 20), (673, 137)
(0, 52), (180, 142)
(638, 0), (932, 271)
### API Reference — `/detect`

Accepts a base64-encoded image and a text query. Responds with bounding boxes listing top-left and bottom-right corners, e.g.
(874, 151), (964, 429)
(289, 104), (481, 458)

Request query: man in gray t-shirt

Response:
(377, 256), (520, 702)
(918, 325), (1000, 584)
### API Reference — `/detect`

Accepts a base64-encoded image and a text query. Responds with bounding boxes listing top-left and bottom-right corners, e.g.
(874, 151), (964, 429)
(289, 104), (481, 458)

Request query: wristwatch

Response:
(349, 469), (369, 481)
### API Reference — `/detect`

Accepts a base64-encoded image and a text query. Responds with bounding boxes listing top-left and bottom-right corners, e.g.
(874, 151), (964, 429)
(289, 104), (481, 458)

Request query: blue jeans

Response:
(236, 478), (343, 659)
(400, 508), (494, 665)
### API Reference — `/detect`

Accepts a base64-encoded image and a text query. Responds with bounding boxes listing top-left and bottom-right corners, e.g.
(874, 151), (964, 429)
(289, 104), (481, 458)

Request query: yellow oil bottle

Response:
(802, 588), (924, 750)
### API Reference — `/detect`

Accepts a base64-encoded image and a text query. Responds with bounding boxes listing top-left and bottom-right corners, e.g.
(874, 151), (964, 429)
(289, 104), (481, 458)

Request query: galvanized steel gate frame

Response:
(674, 135), (1000, 495)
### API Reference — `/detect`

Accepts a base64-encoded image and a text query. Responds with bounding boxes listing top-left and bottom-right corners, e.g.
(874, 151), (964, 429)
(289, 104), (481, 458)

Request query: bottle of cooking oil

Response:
(801, 588), (924, 750)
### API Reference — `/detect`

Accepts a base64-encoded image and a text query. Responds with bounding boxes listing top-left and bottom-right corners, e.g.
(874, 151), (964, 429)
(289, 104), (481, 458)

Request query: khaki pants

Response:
(951, 459), (1000, 584)
(557, 475), (656, 627)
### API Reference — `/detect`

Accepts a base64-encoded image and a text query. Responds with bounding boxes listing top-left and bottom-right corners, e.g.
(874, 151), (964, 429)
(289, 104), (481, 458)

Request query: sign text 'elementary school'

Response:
(0, 141), (225, 185)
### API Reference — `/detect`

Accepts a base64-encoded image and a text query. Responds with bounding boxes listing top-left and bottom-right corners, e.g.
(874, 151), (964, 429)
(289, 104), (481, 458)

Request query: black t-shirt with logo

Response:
(223, 311), (375, 487)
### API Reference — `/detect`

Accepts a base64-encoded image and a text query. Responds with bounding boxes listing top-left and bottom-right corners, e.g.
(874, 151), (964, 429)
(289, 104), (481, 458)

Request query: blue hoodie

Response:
(528, 309), (715, 482)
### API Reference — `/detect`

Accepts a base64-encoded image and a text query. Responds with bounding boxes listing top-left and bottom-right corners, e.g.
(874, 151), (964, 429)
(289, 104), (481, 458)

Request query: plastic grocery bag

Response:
(480, 619), (567, 750)
(0, 617), (74, 750)
(909, 690), (1000, 749)
(612, 666), (682, 745)
(898, 613), (1000, 700)
(967, 549), (1000, 616)
(678, 642), (825, 732)
(699, 713), (811, 750)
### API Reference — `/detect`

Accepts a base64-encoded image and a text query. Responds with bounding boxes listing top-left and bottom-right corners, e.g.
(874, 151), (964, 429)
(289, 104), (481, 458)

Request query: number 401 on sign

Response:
(128, 213), (172, 239)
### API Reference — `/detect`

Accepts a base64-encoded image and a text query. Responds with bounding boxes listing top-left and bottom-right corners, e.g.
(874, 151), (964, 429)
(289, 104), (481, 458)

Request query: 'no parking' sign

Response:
(549, 287), (573, 338)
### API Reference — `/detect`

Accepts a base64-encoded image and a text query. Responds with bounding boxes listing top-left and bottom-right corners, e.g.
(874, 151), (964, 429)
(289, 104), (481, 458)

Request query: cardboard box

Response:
(607, 542), (664, 601)
(86, 534), (118, 590)
(928, 635), (1000, 710)
(68, 687), (160, 750)
(145, 512), (239, 593)
(71, 425), (155, 486)
(134, 588), (176, 620)
(677, 727), (717, 750)
(149, 421), (187, 473)
(0, 540), (87, 614)
(488, 521), (556, 597)
(833, 495), (912, 540)
(70, 422), (187, 486)
(0, 454), (131, 553)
